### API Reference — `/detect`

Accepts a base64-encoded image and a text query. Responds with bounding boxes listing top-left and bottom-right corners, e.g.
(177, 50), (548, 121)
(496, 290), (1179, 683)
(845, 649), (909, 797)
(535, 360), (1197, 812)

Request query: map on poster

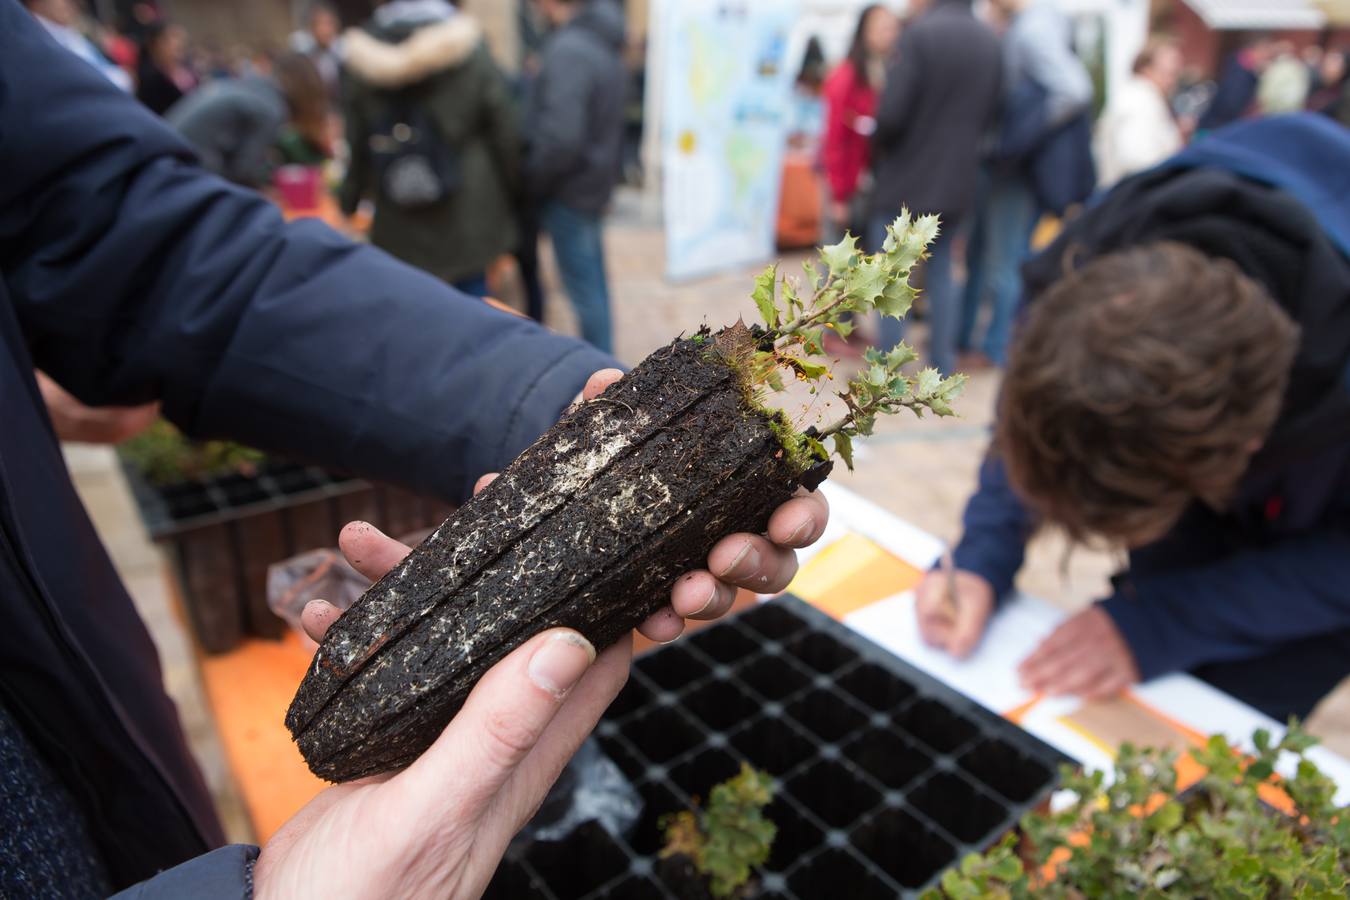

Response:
(659, 0), (801, 281)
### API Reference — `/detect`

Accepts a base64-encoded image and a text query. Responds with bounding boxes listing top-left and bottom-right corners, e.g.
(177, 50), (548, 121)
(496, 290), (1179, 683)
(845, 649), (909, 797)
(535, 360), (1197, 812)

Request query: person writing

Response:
(915, 113), (1350, 722)
(0, 6), (828, 897)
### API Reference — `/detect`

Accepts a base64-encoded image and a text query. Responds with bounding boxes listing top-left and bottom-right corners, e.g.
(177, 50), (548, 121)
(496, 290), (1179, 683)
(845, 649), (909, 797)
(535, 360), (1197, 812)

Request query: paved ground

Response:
(64, 192), (1350, 838)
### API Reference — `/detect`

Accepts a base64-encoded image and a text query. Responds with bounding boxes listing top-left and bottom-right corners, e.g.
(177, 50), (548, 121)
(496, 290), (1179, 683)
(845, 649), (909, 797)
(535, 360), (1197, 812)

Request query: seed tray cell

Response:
(488, 595), (1069, 898)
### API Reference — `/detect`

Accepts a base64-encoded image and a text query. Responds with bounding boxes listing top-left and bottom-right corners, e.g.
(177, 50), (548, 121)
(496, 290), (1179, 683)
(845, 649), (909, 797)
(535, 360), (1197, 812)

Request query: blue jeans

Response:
(869, 215), (961, 376)
(541, 201), (613, 354)
(959, 171), (1038, 364)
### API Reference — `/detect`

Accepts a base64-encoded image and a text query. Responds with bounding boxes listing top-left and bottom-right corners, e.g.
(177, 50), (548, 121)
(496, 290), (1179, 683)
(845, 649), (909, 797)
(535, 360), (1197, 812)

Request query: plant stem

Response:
(773, 278), (847, 340)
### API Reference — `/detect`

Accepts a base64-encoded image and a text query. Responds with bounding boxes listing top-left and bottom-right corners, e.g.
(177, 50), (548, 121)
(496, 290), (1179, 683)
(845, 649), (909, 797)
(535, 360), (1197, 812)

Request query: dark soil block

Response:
(287, 332), (831, 781)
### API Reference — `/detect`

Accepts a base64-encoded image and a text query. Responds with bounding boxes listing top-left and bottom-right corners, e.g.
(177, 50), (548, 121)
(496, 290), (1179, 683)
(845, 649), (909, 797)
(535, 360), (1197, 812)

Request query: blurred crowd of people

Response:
(812, 0), (1350, 375)
(21, 0), (635, 356)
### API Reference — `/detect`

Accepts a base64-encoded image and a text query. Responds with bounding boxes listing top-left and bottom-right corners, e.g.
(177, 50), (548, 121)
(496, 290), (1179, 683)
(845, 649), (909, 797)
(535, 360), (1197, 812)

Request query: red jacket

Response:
(821, 61), (878, 205)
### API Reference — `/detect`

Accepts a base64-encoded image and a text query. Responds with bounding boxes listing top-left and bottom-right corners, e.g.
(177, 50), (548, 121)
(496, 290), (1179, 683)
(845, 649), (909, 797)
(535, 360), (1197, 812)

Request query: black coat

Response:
(524, 0), (626, 214)
(869, 0), (1002, 227)
(0, 5), (614, 893)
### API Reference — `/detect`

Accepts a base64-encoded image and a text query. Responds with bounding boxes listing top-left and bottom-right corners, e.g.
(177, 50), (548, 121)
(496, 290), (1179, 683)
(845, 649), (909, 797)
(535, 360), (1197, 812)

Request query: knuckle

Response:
(480, 707), (542, 766)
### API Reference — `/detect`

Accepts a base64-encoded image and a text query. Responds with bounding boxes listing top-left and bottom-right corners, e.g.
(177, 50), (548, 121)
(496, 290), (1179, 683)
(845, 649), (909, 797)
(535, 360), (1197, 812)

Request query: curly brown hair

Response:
(997, 241), (1300, 546)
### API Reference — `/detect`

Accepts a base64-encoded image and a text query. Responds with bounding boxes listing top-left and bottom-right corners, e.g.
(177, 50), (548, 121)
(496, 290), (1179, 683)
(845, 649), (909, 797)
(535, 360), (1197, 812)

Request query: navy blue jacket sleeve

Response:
(0, 3), (616, 504)
(109, 845), (259, 900)
(1102, 532), (1350, 680)
(951, 452), (1035, 602)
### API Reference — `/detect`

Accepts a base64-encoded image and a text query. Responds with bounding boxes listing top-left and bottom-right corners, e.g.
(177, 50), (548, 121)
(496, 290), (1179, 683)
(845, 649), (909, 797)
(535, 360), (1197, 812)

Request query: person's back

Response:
(167, 75), (287, 188)
(870, 0), (1001, 226)
(523, 0), (626, 354)
(340, 1), (520, 295)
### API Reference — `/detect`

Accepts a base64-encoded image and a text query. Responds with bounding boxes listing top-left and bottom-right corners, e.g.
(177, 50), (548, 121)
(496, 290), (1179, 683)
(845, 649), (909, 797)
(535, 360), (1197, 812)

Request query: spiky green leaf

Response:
(752, 265), (779, 330)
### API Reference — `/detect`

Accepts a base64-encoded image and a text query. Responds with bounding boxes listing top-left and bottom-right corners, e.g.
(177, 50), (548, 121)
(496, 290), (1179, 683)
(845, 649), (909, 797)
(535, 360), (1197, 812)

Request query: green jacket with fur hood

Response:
(340, 5), (519, 285)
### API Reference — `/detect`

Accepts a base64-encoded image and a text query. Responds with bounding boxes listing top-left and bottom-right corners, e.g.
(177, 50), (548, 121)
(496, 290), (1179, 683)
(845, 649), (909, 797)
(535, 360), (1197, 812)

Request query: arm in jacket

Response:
(872, 27), (921, 152)
(950, 451), (1036, 602)
(523, 37), (591, 200)
(2, 4), (615, 508)
(1103, 532), (1350, 680)
(109, 846), (259, 900)
(1013, 6), (1092, 131)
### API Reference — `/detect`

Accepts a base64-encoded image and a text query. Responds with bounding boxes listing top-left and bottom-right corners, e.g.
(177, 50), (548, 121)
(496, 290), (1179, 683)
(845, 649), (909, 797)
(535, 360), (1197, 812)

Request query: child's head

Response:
(997, 241), (1299, 546)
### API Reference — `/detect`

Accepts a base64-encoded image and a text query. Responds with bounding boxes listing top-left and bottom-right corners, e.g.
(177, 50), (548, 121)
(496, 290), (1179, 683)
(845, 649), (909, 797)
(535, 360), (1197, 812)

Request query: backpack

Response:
(369, 93), (460, 210)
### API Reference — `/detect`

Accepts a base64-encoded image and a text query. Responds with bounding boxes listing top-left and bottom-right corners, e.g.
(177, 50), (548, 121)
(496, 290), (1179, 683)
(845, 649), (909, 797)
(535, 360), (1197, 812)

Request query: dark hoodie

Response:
(524, 0), (626, 215)
(953, 115), (1350, 720)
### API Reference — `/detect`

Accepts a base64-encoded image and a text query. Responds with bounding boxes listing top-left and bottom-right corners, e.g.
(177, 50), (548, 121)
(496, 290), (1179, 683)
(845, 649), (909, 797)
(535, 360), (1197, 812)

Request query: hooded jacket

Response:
(952, 115), (1350, 719)
(341, 5), (519, 284)
(524, 0), (626, 215)
(0, 5), (613, 895)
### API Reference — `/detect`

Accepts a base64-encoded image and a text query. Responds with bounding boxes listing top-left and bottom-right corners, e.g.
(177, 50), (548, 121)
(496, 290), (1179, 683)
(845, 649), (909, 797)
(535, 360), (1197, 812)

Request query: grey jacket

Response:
(168, 76), (288, 189)
(870, 0), (1003, 225)
(524, 0), (626, 214)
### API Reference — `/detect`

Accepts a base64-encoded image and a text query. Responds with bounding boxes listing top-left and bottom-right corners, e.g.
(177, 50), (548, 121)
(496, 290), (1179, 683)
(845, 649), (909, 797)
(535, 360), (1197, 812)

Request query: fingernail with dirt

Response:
(528, 632), (596, 698)
(720, 542), (760, 580)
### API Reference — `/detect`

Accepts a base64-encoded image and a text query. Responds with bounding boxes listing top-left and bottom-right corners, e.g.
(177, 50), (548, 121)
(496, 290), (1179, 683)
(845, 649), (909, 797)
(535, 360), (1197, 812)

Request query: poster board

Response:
(656, 0), (801, 281)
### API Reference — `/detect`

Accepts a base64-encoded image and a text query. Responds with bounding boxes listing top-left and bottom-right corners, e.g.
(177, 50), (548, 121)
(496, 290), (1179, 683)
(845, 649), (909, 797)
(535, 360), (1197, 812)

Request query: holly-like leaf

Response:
(832, 432), (854, 471)
(843, 257), (890, 308)
(752, 265), (779, 330)
(819, 233), (861, 277)
(876, 277), (916, 319)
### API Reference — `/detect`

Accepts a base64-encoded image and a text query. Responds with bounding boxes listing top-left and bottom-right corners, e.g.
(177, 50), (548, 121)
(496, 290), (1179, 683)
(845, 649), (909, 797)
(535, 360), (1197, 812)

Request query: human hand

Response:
(35, 370), (159, 445)
(1018, 605), (1140, 700)
(499, 368), (829, 644)
(257, 528), (630, 900)
(830, 201), (850, 227)
(914, 568), (995, 658)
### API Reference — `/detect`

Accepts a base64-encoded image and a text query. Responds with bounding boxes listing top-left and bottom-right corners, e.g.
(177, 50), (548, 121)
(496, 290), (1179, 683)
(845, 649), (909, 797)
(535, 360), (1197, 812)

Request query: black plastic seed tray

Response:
(486, 594), (1071, 899)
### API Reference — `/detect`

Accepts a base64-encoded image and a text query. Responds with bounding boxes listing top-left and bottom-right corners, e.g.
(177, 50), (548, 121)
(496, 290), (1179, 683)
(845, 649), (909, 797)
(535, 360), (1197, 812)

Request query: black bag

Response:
(369, 95), (460, 210)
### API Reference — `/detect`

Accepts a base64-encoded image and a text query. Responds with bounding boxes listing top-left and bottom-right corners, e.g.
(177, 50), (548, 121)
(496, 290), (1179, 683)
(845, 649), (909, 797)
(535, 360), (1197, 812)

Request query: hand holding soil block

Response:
(286, 214), (967, 782)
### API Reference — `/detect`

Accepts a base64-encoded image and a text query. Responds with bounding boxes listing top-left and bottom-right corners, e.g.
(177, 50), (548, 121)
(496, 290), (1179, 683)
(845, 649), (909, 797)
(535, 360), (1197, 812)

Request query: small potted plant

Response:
(925, 724), (1350, 898)
(660, 763), (778, 899)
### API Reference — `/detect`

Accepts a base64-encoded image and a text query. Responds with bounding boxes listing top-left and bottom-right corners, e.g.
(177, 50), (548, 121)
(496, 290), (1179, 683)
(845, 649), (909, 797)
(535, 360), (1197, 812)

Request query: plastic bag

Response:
(516, 738), (642, 845)
(267, 548), (371, 648)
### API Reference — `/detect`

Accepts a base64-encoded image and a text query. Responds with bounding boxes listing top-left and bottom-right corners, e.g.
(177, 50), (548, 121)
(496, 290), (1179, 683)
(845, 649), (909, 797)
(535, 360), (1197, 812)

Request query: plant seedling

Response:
(661, 763), (778, 899)
(924, 723), (1350, 898)
(287, 213), (967, 782)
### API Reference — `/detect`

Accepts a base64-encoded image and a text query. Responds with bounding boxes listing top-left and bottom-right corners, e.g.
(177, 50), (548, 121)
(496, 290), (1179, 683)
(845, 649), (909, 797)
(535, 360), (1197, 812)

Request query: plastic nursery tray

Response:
(120, 459), (453, 651)
(485, 594), (1070, 899)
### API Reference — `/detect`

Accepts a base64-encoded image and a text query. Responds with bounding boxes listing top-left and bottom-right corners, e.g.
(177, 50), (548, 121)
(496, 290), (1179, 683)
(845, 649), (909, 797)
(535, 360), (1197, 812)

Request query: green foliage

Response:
(119, 418), (264, 486)
(660, 763), (778, 899)
(923, 724), (1350, 899)
(746, 211), (967, 471)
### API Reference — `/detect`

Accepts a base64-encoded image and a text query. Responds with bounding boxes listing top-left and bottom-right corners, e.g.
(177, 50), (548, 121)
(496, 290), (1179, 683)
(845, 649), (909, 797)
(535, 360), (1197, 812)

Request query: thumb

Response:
(394, 629), (597, 813)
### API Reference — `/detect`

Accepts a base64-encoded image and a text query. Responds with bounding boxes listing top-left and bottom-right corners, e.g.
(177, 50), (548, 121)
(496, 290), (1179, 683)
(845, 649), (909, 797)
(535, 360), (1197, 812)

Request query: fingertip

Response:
(474, 472), (500, 496)
(301, 599), (341, 643)
(583, 368), (625, 401)
(637, 606), (685, 644)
